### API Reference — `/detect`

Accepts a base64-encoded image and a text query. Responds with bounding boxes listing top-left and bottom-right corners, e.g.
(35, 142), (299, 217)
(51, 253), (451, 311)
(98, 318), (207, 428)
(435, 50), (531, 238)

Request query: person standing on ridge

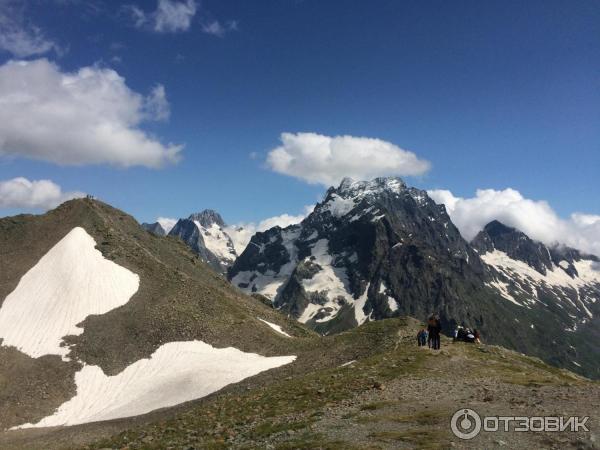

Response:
(417, 327), (428, 346)
(427, 315), (441, 350)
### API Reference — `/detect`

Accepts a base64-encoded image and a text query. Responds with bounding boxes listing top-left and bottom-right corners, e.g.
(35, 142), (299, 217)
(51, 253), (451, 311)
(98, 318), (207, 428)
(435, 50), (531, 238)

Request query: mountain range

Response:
(138, 177), (600, 379)
(1, 182), (599, 449)
(228, 177), (600, 378)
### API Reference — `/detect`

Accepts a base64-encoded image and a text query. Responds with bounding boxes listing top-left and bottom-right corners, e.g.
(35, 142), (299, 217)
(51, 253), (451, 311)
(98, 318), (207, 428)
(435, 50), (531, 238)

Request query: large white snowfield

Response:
(0, 227), (295, 429)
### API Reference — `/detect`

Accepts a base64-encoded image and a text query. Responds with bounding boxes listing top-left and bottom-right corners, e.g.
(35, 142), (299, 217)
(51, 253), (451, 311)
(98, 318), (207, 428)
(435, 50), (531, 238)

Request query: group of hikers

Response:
(416, 315), (481, 349)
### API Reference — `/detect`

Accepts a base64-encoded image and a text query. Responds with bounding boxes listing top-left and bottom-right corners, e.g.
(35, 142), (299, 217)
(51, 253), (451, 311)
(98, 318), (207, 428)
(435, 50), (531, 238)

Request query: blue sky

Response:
(0, 0), (599, 252)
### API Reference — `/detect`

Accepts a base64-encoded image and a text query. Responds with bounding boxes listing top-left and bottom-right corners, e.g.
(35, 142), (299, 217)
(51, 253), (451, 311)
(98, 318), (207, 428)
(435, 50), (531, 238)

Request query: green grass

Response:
(359, 400), (398, 411)
(274, 432), (357, 450)
(251, 419), (314, 438)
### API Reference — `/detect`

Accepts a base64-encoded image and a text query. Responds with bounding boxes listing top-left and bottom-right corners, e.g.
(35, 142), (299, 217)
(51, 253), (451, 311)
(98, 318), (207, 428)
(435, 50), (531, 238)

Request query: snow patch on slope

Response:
(299, 239), (354, 323)
(379, 282), (398, 312)
(482, 249), (600, 315)
(323, 194), (356, 218)
(258, 318), (292, 337)
(354, 283), (371, 325)
(16, 341), (296, 428)
(231, 228), (301, 300)
(0, 227), (139, 359)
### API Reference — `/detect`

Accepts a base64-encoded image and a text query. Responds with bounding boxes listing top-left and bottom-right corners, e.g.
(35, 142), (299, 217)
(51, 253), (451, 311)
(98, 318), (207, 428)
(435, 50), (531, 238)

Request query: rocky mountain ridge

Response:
(0, 199), (303, 430)
(229, 177), (600, 378)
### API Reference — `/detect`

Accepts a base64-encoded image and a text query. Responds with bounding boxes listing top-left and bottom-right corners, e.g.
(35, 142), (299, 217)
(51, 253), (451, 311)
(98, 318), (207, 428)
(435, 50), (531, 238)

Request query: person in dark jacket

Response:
(417, 327), (428, 346)
(427, 315), (442, 350)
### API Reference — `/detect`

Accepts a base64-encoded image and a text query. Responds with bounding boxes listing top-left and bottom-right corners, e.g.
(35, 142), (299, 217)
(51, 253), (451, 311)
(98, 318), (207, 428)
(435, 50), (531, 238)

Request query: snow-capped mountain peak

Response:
(316, 177), (414, 220)
(335, 176), (407, 198)
(169, 209), (237, 273)
(230, 175), (480, 331)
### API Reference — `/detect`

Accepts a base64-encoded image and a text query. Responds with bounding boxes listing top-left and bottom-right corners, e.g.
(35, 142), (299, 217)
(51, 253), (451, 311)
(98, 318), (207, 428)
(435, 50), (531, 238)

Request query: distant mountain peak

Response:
(168, 209), (237, 273)
(483, 220), (520, 237)
(472, 220), (553, 275)
(141, 222), (166, 237)
(188, 209), (226, 228)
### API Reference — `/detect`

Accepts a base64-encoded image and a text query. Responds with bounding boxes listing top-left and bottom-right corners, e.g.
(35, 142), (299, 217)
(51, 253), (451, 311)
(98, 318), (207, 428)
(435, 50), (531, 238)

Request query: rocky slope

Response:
(0, 199), (305, 431)
(229, 177), (600, 379)
(472, 220), (600, 378)
(168, 209), (238, 273)
(3, 318), (597, 450)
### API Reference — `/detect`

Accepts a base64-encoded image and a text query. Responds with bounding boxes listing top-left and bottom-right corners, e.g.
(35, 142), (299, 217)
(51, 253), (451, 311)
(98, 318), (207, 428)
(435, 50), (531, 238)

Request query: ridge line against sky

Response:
(0, 0), (599, 255)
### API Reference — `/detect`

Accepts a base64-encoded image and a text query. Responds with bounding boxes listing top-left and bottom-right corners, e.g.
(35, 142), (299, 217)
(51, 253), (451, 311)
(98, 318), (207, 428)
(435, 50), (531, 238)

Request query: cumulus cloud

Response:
(266, 132), (431, 186)
(157, 216), (177, 233)
(0, 58), (182, 168)
(0, 1), (61, 58)
(225, 205), (314, 254)
(128, 0), (197, 33)
(0, 177), (84, 210)
(428, 188), (600, 257)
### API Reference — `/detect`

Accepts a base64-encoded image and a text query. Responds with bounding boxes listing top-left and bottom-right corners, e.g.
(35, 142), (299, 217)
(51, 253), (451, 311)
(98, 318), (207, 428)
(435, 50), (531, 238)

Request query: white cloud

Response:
(0, 58), (182, 168)
(144, 84), (170, 121)
(266, 132), (431, 186)
(428, 188), (600, 257)
(225, 205), (314, 255)
(0, 1), (60, 57)
(129, 0), (197, 33)
(155, 0), (196, 32)
(0, 177), (84, 210)
(128, 5), (148, 28)
(201, 20), (238, 37)
(157, 216), (177, 233)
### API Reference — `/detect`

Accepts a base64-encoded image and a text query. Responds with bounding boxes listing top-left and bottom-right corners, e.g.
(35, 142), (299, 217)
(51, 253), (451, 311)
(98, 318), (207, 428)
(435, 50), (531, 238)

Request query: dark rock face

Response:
(229, 177), (600, 379)
(168, 210), (237, 274)
(230, 177), (487, 331)
(169, 218), (207, 255)
(472, 220), (553, 274)
(141, 222), (166, 237)
(188, 209), (225, 228)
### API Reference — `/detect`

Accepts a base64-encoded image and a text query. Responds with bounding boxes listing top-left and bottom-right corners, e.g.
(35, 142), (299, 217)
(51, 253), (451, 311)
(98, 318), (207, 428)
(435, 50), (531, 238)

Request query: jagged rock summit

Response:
(472, 219), (598, 278)
(188, 209), (226, 228)
(169, 209), (237, 273)
(230, 176), (485, 330)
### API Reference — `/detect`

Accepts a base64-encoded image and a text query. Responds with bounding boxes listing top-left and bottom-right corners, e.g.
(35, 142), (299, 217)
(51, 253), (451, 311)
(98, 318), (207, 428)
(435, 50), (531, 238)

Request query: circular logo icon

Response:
(451, 408), (482, 440)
